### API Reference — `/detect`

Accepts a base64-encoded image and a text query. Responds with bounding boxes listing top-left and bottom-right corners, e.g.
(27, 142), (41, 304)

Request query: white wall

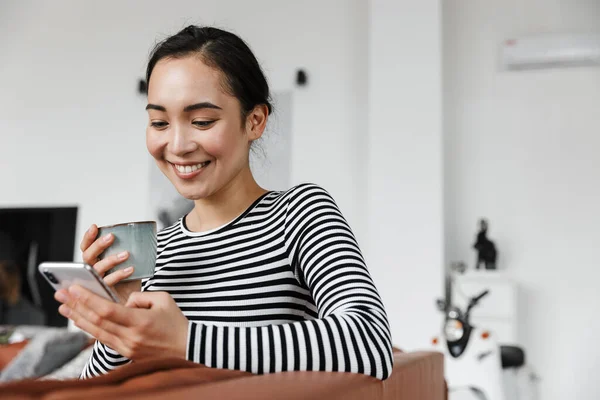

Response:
(367, 0), (444, 351)
(444, 1), (600, 399)
(0, 0), (368, 257)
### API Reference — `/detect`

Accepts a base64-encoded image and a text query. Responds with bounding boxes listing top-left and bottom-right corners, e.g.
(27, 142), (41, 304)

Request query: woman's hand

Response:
(80, 224), (140, 303)
(55, 285), (189, 361)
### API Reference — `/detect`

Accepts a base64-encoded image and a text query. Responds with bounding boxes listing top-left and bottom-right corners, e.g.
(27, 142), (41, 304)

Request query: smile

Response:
(169, 161), (211, 179)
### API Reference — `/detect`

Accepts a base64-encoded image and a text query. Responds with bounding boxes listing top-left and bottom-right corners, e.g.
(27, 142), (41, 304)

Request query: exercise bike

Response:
(432, 277), (538, 400)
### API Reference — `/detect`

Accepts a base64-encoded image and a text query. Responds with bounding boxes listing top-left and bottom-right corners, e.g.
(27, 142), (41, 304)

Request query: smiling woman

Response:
(54, 25), (394, 381)
(144, 48), (269, 207)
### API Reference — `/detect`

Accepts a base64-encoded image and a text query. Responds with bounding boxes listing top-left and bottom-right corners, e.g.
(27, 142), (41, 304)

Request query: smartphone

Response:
(38, 262), (119, 303)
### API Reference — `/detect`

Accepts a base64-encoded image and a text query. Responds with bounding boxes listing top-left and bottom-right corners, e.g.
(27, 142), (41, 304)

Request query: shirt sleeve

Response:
(80, 340), (131, 379)
(186, 184), (394, 380)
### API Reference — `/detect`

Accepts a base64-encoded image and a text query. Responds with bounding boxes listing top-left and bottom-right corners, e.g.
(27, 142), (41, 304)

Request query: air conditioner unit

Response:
(501, 33), (600, 70)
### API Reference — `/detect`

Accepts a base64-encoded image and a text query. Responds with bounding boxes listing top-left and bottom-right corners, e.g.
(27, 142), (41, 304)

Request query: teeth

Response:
(174, 162), (208, 174)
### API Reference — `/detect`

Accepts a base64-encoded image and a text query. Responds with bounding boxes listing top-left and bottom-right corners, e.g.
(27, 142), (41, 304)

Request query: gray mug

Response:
(97, 221), (157, 281)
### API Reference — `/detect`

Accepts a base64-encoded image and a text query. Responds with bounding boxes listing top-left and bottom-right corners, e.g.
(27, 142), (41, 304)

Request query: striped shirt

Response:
(81, 183), (393, 380)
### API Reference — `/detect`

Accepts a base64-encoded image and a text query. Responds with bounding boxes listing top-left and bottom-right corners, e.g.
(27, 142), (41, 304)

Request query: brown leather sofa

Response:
(1, 349), (445, 399)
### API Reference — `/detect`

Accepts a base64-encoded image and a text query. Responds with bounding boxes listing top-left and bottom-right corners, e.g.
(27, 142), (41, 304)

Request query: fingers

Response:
(67, 285), (134, 327)
(103, 266), (134, 287)
(93, 251), (130, 277)
(54, 289), (70, 304)
(55, 287), (133, 358)
(55, 287), (127, 345)
(82, 230), (114, 266)
(59, 303), (125, 353)
(80, 224), (98, 253)
(80, 224), (132, 281)
(58, 300), (124, 337)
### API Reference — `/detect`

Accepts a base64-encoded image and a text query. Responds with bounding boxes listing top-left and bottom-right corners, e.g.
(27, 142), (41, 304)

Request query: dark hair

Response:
(146, 26), (273, 120)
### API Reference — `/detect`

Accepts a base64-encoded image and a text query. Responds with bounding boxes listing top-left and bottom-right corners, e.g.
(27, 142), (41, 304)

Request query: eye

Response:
(150, 121), (168, 129)
(192, 120), (215, 128)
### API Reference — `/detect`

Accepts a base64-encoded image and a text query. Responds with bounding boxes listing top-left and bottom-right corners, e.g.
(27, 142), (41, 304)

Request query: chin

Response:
(176, 186), (211, 201)
(160, 170), (207, 201)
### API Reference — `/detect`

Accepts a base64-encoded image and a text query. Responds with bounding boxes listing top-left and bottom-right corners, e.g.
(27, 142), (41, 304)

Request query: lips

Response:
(169, 161), (211, 179)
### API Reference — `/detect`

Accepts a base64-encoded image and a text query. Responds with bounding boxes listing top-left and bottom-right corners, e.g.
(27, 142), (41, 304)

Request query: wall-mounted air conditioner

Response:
(501, 33), (600, 70)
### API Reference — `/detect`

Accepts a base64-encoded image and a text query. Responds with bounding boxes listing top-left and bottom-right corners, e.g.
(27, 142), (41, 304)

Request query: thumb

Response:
(125, 291), (157, 309)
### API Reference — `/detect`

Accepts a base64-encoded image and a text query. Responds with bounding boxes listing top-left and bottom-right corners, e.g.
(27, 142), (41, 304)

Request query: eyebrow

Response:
(145, 102), (222, 112)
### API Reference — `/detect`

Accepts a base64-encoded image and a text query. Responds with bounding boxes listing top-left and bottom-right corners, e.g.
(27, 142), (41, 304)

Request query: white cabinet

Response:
(453, 270), (518, 345)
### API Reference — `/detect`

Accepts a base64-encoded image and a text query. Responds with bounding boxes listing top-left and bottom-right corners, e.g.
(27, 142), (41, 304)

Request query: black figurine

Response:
(473, 218), (497, 270)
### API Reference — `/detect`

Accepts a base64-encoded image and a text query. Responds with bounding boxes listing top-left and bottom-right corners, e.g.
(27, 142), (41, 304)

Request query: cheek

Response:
(146, 128), (164, 160)
(203, 125), (247, 159)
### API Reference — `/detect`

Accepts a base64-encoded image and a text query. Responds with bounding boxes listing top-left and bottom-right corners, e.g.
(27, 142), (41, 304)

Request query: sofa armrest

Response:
(134, 350), (445, 400)
(0, 350), (445, 400)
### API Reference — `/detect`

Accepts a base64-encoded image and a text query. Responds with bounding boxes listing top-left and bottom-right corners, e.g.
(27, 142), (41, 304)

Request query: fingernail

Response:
(55, 291), (69, 303)
(59, 305), (72, 317)
(117, 251), (128, 260)
(124, 267), (134, 274)
(103, 234), (113, 243)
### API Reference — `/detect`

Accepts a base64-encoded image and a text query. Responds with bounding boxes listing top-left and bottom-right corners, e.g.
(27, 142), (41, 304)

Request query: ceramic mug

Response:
(97, 221), (157, 281)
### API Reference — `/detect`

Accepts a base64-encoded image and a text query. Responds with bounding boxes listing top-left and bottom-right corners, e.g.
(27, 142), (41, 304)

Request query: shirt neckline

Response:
(179, 191), (273, 237)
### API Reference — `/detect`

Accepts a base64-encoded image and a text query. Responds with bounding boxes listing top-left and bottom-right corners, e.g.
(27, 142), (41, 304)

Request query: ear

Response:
(245, 104), (269, 142)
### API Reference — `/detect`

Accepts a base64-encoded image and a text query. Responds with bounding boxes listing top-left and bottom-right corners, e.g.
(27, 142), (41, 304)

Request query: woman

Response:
(55, 26), (393, 380)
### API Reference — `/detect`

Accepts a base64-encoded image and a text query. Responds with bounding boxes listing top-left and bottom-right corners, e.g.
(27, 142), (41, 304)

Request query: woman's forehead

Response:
(148, 57), (230, 104)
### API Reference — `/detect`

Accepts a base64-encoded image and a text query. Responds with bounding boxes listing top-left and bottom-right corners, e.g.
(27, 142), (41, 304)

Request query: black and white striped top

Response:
(81, 183), (393, 380)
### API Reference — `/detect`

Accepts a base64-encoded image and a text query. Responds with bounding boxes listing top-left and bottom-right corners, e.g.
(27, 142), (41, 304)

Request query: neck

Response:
(186, 165), (267, 233)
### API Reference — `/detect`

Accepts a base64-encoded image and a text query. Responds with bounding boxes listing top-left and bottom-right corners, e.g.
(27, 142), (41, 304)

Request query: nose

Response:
(169, 123), (198, 156)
